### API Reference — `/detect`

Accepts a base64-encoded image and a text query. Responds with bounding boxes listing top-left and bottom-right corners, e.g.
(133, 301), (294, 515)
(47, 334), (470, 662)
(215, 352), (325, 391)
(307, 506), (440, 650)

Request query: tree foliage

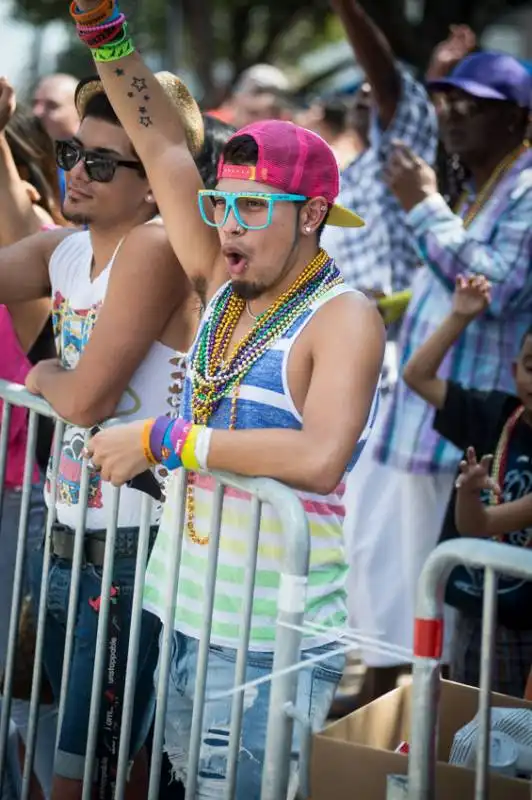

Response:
(11, 0), (532, 103)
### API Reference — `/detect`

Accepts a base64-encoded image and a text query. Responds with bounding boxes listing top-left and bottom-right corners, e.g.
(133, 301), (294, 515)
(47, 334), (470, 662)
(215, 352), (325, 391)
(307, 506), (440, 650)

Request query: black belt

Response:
(51, 523), (158, 567)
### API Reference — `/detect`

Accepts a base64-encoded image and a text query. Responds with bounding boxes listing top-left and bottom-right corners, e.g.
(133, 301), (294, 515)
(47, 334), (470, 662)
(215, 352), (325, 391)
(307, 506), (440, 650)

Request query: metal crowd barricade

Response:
(0, 379), (311, 800)
(392, 537), (532, 800)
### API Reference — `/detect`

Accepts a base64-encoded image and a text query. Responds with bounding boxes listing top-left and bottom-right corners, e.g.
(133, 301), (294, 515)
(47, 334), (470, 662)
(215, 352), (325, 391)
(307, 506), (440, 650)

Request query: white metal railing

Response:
(0, 379), (311, 800)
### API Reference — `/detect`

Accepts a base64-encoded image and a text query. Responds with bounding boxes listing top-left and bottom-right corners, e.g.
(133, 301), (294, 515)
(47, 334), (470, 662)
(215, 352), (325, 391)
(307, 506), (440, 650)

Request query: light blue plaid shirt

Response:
(321, 69), (438, 295)
(374, 148), (532, 474)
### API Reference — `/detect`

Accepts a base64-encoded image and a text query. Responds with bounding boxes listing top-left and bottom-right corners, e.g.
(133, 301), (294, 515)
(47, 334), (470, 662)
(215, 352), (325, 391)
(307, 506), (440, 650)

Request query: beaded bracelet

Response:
(149, 416), (173, 463)
(93, 38), (135, 63)
(70, 0), (116, 26)
(142, 418), (158, 466)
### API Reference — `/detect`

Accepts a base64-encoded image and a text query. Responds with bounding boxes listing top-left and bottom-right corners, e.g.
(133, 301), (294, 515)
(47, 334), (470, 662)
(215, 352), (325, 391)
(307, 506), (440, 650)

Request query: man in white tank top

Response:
(77, 18), (386, 799)
(0, 76), (228, 800)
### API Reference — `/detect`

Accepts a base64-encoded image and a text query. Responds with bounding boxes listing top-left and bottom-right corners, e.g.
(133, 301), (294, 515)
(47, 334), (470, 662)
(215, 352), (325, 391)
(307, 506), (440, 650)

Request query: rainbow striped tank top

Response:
(144, 281), (379, 650)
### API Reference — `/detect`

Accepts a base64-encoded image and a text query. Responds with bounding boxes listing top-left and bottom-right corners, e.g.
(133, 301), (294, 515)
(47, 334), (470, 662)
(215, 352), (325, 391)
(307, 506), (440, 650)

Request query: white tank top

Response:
(45, 230), (187, 529)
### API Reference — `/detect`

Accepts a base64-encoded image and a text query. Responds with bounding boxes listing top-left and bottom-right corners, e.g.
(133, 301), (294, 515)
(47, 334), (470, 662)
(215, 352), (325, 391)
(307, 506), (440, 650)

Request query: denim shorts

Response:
(30, 541), (161, 780)
(161, 632), (345, 799)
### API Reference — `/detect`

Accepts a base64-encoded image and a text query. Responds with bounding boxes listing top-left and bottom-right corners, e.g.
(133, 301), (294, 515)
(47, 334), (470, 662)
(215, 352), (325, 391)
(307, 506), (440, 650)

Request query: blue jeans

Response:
(30, 542), (161, 780)
(0, 481), (46, 669)
(161, 632), (344, 799)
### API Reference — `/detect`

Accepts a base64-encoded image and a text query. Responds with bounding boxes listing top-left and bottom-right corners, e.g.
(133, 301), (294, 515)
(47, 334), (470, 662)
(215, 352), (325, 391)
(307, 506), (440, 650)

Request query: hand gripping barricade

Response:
(392, 537), (532, 800)
(0, 379), (311, 800)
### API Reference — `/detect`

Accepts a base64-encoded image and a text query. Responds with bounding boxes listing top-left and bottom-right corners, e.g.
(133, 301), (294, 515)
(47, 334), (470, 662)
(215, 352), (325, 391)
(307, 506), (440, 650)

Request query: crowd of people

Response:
(0, 0), (531, 798)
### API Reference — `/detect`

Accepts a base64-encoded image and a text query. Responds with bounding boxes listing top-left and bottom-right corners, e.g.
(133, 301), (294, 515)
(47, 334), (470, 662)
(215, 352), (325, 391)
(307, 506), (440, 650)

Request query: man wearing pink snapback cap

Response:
(71, 1), (385, 794)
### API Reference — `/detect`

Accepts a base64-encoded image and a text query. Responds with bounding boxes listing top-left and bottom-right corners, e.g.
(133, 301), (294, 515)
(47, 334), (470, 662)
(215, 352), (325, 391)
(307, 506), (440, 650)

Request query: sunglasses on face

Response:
(55, 139), (143, 183)
(198, 190), (307, 230)
(432, 93), (494, 118)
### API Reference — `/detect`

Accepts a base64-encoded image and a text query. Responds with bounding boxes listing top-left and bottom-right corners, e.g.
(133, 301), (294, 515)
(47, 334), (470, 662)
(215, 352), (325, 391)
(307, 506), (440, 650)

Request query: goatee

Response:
(61, 206), (92, 227)
(231, 280), (267, 301)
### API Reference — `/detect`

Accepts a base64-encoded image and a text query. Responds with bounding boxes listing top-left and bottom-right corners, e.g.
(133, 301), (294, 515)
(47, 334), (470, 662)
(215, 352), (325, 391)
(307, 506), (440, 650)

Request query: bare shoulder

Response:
(109, 220), (188, 301)
(116, 221), (184, 277)
(120, 217), (174, 254)
(312, 289), (386, 349)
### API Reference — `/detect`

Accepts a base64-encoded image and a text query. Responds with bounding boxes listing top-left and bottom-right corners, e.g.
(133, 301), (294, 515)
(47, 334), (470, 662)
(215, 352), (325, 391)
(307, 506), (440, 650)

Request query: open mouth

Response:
(224, 250), (248, 276)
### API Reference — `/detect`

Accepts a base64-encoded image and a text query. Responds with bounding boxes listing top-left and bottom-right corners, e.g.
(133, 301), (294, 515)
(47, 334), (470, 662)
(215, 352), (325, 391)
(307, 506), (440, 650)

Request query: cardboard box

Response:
(311, 680), (532, 799)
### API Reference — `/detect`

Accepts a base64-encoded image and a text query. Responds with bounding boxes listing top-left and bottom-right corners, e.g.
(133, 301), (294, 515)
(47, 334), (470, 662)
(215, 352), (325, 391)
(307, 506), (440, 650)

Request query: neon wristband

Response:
(194, 426), (212, 471)
(142, 418), (157, 466)
(160, 419), (192, 470)
(77, 11), (125, 31)
(80, 25), (126, 48)
(93, 38), (135, 62)
(149, 415), (173, 463)
(70, 0), (116, 26)
(181, 425), (201, 471)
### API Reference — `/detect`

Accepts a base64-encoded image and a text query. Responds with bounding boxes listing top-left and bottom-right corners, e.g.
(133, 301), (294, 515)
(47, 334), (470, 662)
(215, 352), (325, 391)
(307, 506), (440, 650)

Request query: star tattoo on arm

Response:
(114, 68), (125, 77)
(131, 77), (148, 93)
(139, 114), (153, 127)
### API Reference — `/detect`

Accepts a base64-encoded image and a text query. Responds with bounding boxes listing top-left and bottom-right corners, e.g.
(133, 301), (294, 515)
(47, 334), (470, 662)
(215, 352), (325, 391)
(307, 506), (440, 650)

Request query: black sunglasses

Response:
(55, 139), (143, 183)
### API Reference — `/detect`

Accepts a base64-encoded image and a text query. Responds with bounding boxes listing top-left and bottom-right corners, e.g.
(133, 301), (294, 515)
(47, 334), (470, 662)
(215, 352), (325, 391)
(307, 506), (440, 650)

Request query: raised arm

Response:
(71, 0), (222, 297)
(25, 223), (187, 427)
(0, 80), (59, 352)
(330, 0), (400, 129)
(0, 80), (50, 244)
(386, 144), (532, 317)
(425, 26), (477, 82)
(403, 275), (491, 410)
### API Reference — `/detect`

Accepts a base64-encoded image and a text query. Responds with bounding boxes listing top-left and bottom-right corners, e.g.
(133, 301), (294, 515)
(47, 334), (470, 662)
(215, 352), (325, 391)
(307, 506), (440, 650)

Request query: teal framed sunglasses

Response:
(198, 189), (307, 231)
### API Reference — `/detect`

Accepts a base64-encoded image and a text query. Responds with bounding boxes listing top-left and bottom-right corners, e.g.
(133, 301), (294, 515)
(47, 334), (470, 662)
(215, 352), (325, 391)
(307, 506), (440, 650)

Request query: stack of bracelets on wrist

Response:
(143, 417), (212, 474)
(70, 0), (135, 62)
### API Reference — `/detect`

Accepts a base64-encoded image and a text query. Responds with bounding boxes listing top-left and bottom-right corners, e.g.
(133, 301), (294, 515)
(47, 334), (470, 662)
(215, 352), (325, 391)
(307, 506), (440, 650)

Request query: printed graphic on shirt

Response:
(52, 291), (102, 369)
(49, 291), (187, 512)
(51, 428), (104, 508)
(47, 292), (106, 508)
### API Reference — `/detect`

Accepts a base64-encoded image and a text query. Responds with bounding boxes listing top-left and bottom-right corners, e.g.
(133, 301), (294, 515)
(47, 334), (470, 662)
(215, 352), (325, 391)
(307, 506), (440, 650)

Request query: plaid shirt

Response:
(374, 148), (532, 474)
(321, 69), (438, 295)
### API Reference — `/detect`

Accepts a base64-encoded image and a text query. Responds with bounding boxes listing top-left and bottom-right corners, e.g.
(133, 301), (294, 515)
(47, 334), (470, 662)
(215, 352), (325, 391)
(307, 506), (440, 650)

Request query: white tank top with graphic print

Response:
(44, 229), (187, 529)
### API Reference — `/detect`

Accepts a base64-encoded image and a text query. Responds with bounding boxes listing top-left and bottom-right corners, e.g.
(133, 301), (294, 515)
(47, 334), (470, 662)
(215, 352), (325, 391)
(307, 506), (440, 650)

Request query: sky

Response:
(0, 1), (68, 93)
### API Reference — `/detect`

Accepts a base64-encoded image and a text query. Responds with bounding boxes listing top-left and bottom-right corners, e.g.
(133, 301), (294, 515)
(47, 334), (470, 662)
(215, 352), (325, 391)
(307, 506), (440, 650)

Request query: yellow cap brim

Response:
(327, 203), (365, 227)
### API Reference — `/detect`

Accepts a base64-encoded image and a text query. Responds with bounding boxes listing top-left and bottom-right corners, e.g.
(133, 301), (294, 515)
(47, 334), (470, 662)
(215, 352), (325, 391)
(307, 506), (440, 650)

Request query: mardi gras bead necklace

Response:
(489, 405), (524, 516)
(486, 405), (527, 544)
(186, 248), (343, 544)
(455, 141), (530, 229)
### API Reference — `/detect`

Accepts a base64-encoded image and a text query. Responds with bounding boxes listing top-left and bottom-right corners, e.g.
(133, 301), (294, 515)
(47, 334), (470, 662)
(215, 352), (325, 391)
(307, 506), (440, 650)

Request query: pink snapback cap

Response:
(216, 120), (364, 228)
